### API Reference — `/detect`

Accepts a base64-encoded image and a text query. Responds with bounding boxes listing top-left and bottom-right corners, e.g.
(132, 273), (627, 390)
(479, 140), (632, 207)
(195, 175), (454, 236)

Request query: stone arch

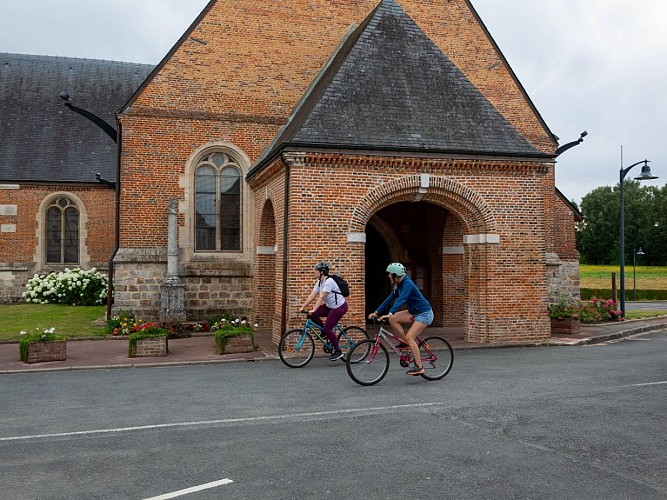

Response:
(349, 175), (498, 341)
(349, 175), (496, 235)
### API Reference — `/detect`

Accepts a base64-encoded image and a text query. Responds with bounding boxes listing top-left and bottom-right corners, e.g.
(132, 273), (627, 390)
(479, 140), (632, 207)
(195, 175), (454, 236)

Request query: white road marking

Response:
(618, 380), (667, 388)
(142, 478), (233, 499)
(0, 402), (444, 442)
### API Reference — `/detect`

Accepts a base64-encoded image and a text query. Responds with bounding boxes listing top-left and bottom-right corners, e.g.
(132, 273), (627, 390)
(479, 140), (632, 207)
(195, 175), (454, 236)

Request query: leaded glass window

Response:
(195, 153), (241, 251)
(46, 197), (79, 264)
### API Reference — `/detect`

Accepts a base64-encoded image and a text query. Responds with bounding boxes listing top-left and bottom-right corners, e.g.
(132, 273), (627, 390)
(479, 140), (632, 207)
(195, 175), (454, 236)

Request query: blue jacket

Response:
(376, 275), (431, 316)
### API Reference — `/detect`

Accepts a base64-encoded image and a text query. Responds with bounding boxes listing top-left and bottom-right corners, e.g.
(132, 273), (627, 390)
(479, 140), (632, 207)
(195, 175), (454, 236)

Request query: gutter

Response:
(280, 162), (290, 337)
(106, 120), (122, 321)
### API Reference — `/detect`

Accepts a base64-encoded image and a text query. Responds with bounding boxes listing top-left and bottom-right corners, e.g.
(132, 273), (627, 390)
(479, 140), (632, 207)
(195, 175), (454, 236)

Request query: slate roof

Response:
(249, 0), (549, 178)
(0, 53), (153, 183)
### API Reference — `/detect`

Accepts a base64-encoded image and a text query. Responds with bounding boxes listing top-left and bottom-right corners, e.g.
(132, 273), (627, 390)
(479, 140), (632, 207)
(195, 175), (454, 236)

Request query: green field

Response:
(580, 264), (667, 290)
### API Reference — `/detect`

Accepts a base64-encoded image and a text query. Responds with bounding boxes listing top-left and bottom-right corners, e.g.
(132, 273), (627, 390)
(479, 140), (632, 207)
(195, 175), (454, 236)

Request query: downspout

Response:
(106, 120), (122, 320)
(280, 161), (290, 337)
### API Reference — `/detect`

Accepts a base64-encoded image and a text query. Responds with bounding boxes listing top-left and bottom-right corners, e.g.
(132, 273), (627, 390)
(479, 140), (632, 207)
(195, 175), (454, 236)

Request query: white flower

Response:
(254, 324), (258, 328)
(19, 331), (26, 335)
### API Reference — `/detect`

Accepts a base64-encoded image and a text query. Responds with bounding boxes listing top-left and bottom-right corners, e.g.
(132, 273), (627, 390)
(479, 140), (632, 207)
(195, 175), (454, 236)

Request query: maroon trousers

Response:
(310, 301), (349, 351)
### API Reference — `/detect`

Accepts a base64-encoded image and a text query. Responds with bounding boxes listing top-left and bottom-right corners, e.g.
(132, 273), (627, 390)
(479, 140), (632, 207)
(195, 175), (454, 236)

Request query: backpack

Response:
(330, 274), (350, 297)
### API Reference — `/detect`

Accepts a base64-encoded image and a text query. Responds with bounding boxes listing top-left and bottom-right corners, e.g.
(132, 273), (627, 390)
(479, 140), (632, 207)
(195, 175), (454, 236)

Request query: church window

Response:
(46, 197), (79, 264)
(195, 153), (241, 251)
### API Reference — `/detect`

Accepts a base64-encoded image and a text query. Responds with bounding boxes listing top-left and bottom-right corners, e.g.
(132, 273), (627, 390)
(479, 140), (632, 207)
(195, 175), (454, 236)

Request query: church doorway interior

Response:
(364, 201), (448, 325)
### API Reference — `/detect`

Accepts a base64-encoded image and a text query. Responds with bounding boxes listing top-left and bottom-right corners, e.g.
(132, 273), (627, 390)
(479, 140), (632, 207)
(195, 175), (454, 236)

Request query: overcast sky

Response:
(1, 0), (665, 205)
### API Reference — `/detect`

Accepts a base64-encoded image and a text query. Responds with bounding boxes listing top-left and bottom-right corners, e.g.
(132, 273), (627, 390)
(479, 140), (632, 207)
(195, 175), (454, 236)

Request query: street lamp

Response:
(619, 160), (658, 317)
(633, 247), (644, 301)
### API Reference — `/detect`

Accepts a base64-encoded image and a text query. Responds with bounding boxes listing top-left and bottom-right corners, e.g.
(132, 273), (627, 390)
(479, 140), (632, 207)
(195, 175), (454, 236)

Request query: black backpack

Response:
(330, 274), (350, 297)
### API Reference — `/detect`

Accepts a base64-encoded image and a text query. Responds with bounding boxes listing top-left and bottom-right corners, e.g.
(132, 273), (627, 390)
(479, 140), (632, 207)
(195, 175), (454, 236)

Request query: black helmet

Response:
(314, 262), (329, 275)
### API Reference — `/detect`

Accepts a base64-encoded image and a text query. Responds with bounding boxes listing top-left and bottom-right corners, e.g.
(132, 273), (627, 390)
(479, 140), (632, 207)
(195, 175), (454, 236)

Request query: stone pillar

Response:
(160, 199), (186, 322)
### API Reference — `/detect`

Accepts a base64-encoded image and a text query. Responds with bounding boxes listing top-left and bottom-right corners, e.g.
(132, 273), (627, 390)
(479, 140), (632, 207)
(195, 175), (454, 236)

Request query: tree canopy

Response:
(576, 181), (667, 265)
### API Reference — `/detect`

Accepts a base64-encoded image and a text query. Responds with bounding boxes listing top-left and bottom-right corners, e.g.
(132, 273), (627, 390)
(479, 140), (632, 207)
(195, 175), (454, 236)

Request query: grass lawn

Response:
(0, 304), (107, 342)
(580, 264), (667, 290)
(625, 310), (667, 320)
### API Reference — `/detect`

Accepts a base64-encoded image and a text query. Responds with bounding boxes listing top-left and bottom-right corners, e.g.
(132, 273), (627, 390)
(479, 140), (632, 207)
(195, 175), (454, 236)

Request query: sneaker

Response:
(396, 341), (409, 349)
(406, 365), (425, 376)
(330, 350), (344, 361)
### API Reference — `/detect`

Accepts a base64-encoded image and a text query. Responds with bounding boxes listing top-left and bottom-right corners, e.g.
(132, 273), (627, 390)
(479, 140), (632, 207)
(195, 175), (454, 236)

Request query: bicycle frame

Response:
(295, 315), (353, 350)
(372, 323), (431, 365)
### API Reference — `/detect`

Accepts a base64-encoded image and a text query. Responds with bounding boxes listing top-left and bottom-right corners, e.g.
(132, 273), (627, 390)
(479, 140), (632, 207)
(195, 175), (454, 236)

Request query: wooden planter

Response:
(129, 336), (168, 358)
(22, 340), (67, 364)
(550, 318), (581, 335)
(216, 333), (255, 355)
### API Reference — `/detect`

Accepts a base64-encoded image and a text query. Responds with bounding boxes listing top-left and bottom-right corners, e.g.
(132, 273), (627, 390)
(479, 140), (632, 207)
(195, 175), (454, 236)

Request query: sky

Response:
(1, 0), (665, 205)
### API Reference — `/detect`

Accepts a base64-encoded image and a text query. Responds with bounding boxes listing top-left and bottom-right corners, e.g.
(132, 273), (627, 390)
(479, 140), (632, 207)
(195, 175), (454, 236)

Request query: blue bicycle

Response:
(278, 312), (369, 368)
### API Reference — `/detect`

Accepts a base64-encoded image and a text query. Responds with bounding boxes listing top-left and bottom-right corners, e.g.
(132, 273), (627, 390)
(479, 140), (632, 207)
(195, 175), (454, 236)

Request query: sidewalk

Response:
(1, 316), (666, 374)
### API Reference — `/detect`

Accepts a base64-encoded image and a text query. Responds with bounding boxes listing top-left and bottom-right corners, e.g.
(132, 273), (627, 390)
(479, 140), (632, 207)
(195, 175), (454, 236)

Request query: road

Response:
(625, 300), (667, 311)
(1, 330), (666, 499)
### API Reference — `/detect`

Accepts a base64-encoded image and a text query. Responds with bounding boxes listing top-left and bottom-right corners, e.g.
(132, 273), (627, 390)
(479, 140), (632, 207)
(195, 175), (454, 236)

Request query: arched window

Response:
(46, 197), (79, 264)
(195, 152), (241, 251)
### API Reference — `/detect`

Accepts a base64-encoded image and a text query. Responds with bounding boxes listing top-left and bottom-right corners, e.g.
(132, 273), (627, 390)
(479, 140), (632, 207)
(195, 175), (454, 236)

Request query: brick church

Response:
(0, 0), (581, 344)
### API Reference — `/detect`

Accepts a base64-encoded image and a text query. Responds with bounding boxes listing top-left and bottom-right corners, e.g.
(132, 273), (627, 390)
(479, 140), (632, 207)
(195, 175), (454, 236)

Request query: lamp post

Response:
(619, 160), (658, 317)
(633, 247), (644, 301)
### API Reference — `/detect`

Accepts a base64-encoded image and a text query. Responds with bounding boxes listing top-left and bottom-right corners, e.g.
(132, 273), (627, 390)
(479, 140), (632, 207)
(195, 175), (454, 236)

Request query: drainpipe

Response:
(106, 120), (122, 321)
(280, 161), (290, 337)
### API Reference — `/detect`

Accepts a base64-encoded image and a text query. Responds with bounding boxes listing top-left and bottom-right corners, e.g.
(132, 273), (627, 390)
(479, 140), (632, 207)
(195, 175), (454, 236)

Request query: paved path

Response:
(1, 316), (666, 374)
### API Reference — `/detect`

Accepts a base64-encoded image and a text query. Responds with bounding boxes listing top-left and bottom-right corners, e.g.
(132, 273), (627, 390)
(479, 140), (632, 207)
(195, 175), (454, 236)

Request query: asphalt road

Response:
(625, 300), (667, 311)
(1, 329), (666, 499)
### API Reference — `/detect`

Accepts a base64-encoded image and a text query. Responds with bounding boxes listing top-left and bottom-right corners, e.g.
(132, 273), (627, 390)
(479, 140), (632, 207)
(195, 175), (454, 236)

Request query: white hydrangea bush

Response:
(23, 267), (109, 306)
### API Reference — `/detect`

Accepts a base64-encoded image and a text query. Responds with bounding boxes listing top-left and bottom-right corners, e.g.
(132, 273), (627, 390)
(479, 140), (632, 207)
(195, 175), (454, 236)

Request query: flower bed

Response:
(19, 327), (66, 363)
(213, 318), (258, 355)
(128, 324), (170, 357)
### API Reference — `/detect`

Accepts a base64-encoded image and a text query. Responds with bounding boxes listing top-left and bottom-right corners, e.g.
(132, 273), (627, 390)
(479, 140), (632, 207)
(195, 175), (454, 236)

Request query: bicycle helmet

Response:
(386, 262), (406, 277)
(314, 262), (329, 275)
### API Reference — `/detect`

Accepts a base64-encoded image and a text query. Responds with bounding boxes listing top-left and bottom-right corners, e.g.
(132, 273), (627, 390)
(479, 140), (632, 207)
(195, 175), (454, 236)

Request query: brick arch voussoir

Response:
(349, 176), (495, 234)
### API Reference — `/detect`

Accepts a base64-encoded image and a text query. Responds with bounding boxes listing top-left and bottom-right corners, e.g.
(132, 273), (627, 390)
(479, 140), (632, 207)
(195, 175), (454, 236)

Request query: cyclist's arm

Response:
(309, 289), (329, 314)
(374, 292), (395, 317)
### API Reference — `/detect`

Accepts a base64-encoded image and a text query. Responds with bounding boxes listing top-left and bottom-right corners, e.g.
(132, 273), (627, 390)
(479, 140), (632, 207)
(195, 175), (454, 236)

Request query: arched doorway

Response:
(364, 201), (452, 326)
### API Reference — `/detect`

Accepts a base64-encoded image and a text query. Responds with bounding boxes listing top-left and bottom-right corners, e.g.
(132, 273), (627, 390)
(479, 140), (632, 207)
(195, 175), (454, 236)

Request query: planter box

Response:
(23, 340), (67, 363)
(217, 333), (255, 355)
(550, 318), (581, 335)
(129, 336), (168, 357)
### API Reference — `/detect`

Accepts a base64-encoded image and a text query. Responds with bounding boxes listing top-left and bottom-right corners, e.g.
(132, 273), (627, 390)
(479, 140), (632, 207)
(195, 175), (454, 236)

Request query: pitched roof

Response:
(249, 0), (548, 178)
(0, 53), (152, 183)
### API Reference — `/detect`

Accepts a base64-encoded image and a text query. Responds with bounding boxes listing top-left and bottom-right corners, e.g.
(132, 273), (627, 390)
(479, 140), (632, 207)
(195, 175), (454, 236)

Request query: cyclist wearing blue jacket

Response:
(368, 262), (434, 375)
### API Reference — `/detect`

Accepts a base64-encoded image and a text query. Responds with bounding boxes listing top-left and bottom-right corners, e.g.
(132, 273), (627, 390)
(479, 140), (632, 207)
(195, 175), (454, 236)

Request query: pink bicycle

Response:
(345, 319), (453, 386)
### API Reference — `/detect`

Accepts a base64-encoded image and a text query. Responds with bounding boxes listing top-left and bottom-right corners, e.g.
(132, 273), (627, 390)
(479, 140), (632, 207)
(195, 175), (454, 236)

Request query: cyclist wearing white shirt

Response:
(299, 262), (348, 361)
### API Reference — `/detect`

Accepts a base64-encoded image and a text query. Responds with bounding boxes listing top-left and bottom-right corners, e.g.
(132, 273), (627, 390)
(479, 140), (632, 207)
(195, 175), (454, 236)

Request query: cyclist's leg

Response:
(311, 304), (335, 345)
(324, 301), (348, 351)
(388, 310), (411, 342)
(405, 321), (428, 369)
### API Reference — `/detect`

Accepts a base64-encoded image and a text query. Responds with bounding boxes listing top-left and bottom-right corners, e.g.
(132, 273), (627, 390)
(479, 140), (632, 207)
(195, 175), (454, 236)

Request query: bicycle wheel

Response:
(337, 326), (370, 359)
(346, 339), (389, 386)
(419, 336), (453, 381)
(278, 329), (315, 368)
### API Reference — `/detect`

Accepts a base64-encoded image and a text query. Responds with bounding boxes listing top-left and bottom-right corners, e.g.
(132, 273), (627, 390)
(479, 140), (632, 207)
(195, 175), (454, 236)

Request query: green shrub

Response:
(23, 268), (108, 306)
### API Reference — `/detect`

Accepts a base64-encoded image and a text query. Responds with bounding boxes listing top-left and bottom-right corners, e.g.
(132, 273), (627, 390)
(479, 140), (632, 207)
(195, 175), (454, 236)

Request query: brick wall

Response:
(0, 184), (115, 302)
(249, 153), (553, 344)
